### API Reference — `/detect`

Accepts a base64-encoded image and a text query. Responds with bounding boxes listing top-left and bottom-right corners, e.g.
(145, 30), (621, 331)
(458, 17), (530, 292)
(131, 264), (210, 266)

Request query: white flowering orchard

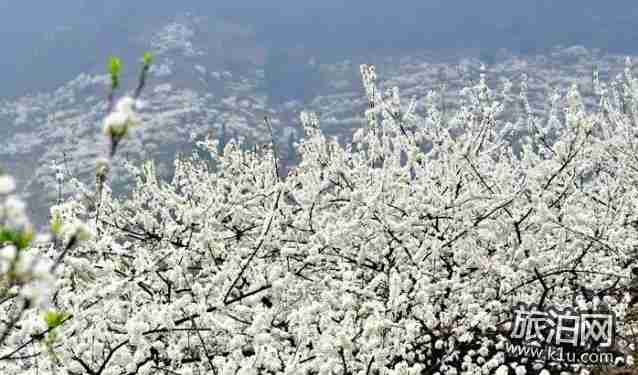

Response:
(4, 58), (638, 375)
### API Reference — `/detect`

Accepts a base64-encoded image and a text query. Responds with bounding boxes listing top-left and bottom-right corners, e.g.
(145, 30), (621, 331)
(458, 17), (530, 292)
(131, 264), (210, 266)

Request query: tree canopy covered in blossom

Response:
(3, 57), (638, 375)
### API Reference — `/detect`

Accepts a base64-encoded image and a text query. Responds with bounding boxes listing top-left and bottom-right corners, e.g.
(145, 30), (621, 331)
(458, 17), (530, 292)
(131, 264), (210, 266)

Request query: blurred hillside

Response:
(0, 13), (634, 226)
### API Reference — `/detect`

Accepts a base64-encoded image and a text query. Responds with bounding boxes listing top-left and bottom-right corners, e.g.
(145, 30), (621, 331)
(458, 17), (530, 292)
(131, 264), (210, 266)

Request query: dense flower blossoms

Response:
(5, 61), (638, 375)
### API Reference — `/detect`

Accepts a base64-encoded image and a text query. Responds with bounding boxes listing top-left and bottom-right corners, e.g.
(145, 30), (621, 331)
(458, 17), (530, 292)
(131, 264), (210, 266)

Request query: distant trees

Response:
(4, 55), (638, 375)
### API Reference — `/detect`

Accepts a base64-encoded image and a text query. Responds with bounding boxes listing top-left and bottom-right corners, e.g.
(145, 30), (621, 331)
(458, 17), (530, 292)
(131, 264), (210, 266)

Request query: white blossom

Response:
(102, 96), (140, 136)
(0, 175), (16, 194)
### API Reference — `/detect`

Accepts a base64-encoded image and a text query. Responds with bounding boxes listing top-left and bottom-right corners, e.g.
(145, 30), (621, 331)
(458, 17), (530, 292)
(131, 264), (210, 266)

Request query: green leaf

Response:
(109, 56), (122, 76)
(143, 52), (154, 67)
(0, 226), (34, 251)
(108, 56), (122, 89)
(44, 310), (70, 330)
(50, 213), (63, 237)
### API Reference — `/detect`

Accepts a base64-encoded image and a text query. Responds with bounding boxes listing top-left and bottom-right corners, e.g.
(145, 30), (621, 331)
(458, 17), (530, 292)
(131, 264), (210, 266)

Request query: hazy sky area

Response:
(1, 1), (637, 98)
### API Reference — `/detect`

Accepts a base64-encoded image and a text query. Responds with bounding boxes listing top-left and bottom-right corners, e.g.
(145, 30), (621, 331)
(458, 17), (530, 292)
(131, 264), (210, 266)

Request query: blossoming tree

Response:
(4, 57), (638, 375)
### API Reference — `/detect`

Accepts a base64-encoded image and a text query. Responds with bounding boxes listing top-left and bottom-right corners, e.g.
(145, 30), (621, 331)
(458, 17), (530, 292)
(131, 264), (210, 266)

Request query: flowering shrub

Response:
(0, 170), (89, 372)
(5, 57), (638, 375)
(0, 53), (150, 374)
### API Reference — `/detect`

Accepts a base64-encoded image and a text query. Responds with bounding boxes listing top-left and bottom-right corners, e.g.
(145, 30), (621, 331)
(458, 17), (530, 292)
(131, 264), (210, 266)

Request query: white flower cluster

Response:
(8, 61), (638, 375)
(102, 96), (141, 138)
(0, 175), (30, 231)
(0, 244), (54, 308)
(0, 172), (63, 369)
(0, 174), (16, 195)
